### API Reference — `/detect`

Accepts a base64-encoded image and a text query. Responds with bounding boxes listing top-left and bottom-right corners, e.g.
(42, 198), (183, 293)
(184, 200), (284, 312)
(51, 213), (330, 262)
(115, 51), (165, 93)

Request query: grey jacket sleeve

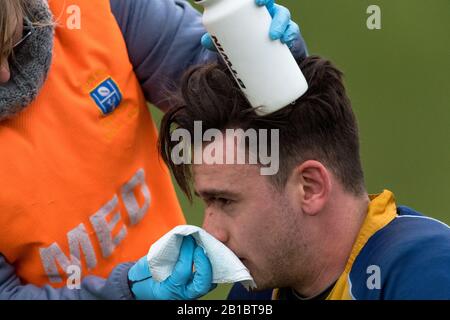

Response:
(110, 0), (309, 112)
(0, 254), (135, 300)
(110, 0), (217, 112)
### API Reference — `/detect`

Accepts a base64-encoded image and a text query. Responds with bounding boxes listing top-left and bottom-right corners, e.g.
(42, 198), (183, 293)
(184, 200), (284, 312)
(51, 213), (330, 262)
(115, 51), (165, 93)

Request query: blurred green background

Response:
(150, 0), (450, 299)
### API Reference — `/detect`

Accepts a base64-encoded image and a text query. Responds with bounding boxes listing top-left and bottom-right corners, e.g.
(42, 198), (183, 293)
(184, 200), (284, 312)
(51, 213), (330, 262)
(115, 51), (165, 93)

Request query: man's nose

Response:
(0, 61), (11, 84)
(202, 209), (229, 244)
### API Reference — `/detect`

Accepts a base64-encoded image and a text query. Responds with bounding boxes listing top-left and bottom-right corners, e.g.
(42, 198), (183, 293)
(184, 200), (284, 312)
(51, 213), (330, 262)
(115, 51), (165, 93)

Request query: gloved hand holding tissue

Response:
(128, 235), (214, 300)
(128, 225), (255, 300)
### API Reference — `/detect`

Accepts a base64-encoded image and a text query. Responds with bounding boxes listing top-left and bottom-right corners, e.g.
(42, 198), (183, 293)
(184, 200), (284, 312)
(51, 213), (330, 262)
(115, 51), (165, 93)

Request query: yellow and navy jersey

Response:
(228, 190), (450, 300)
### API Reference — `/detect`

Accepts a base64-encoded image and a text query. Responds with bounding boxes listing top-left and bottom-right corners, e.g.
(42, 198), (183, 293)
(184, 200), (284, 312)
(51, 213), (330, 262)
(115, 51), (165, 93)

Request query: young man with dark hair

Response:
(159, 56), (450, 300)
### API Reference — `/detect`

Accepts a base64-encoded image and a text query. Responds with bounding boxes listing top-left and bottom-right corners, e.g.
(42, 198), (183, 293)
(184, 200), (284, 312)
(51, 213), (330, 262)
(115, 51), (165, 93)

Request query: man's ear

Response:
(291, 160), (331, 216)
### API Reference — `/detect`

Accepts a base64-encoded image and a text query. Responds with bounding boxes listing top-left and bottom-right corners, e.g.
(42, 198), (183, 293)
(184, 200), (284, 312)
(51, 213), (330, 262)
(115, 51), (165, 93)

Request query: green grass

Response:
(150, 0), (450, 299)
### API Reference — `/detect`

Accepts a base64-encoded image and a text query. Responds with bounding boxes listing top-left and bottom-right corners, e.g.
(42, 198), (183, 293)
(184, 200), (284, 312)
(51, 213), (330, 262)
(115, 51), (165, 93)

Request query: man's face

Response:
(193, 151), (306, 290)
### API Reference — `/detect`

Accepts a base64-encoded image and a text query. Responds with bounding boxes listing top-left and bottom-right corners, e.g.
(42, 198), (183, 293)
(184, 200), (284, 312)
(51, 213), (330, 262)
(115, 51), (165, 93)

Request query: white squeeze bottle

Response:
(195, 0), (308, 115)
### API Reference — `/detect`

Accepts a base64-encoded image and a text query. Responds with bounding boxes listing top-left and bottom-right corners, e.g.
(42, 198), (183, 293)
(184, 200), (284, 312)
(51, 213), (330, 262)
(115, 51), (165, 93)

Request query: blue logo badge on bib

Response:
(90, 78), (123, 115)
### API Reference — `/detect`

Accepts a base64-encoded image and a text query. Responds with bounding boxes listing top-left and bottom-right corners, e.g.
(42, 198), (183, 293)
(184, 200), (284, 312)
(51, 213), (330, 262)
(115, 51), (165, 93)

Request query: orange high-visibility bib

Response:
(0, 0), (185, 287)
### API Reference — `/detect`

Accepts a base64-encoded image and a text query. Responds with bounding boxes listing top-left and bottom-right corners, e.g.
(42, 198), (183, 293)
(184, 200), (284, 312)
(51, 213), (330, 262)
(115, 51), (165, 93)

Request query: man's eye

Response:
(209, 197), (232, 207)
(216, 197), (231, 206)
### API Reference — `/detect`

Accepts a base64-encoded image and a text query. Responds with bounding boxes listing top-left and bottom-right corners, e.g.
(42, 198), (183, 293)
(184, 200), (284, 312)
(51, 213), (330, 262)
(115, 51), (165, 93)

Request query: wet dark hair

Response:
(159, 56), (365, 200)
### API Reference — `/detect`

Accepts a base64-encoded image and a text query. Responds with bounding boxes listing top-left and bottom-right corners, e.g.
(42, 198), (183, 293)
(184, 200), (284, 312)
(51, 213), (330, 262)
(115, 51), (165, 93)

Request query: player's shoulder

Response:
(349, 206), (450, 299)
(358, 206), (450, 261)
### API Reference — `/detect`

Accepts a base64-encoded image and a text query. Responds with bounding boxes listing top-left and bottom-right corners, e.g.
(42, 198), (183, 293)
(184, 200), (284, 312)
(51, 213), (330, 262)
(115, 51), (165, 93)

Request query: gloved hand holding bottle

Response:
(128, 236), (215, 300)
(201, 0), (304, 52)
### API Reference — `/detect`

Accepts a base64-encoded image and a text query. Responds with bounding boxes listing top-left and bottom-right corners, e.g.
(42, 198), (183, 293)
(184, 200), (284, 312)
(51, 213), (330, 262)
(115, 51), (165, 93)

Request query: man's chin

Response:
(243, 263), (276, 291)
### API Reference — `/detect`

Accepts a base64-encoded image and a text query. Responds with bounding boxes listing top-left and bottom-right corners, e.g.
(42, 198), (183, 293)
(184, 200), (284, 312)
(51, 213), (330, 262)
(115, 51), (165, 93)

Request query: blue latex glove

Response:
(201, 0), (302, 50)
(128, 236), (215, 300)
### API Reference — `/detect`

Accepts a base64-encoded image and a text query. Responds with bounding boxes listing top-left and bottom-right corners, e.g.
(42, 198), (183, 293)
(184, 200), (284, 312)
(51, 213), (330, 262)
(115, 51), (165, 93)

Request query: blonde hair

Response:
(0, 0), (54, 66)
(0, 0), (26, 66)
